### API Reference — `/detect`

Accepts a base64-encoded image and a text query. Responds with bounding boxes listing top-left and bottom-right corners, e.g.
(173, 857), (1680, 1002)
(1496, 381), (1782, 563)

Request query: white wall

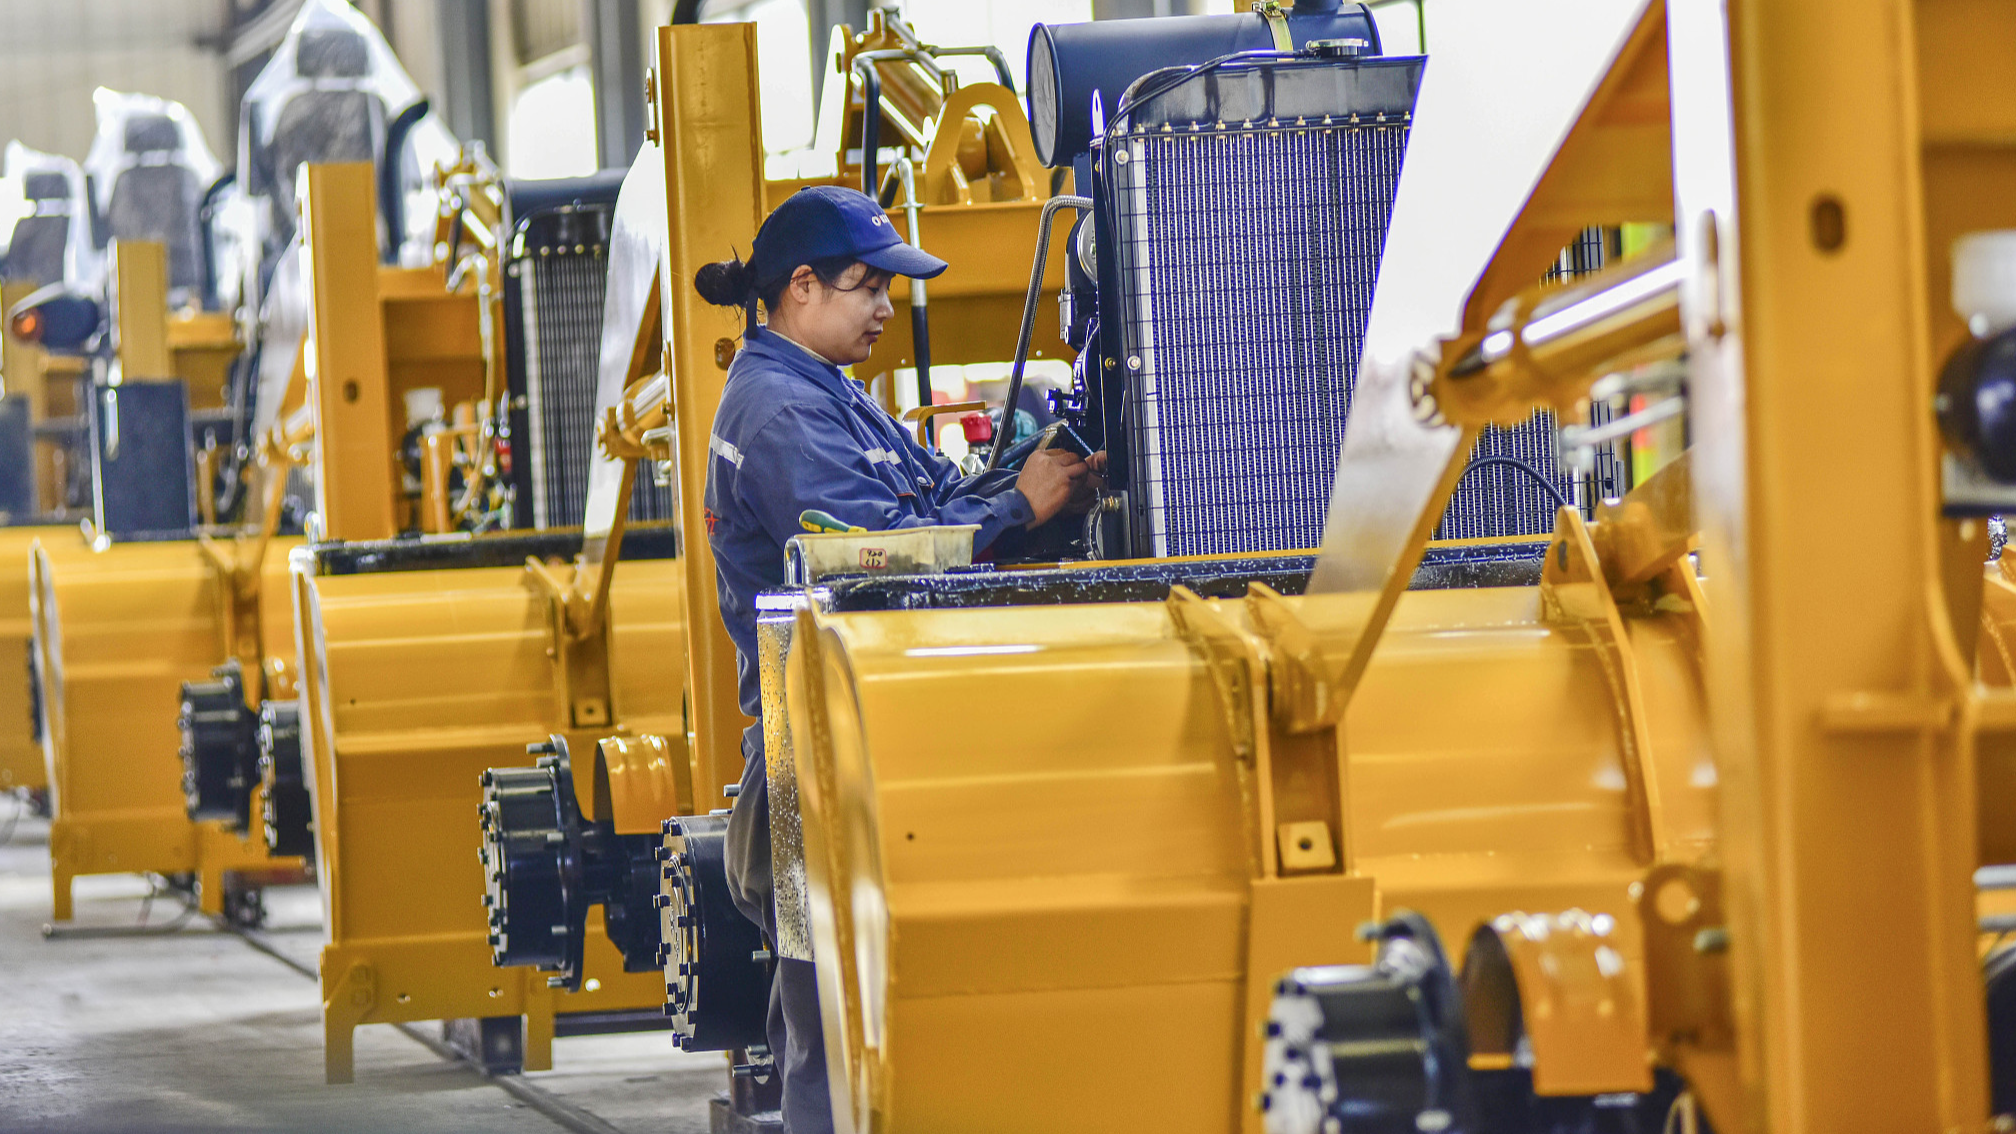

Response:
(0, 0), (230, 164)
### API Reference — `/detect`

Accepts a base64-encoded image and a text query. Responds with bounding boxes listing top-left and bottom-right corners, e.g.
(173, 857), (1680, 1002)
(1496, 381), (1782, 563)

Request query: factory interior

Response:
(5, 0), (2016, 1131)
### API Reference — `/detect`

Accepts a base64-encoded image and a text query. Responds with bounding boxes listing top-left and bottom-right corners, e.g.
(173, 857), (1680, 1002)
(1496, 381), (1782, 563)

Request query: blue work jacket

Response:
(705, 326), (1031, 756)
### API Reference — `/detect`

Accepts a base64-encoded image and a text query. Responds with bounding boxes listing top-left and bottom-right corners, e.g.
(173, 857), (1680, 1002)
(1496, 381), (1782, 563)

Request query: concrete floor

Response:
(0, 799), (726, 1134)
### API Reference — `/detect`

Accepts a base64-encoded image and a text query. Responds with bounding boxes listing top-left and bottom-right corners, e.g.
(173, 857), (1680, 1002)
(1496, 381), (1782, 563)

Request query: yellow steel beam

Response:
(0, 526), (59, 793)
(655, 23), (765, 806)
(111, 241), (172, 381)
(302, 163), (397, 542)
(1674, 0), (1987, 1126)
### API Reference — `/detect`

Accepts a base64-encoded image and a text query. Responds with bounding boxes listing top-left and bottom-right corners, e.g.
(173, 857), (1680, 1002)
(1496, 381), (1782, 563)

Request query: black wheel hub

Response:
(257, 700), (315, 859)
(478, 736), (661, 990)
(660, 812), (770, 1052)
(1263, 911), (1474, 1134)
(178, 660), (259, 830)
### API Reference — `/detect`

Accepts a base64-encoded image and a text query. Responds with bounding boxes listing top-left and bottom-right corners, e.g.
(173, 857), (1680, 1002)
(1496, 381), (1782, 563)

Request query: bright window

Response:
(1369, 0), (1426, 55)
(893, 0), (1092, 89)
(507, 66), (600, 180)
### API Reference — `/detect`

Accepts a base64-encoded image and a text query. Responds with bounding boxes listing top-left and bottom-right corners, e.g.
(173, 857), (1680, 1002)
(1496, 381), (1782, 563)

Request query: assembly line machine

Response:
(8, 0), (2016, 1131)
(482, 1), (2016, 1132)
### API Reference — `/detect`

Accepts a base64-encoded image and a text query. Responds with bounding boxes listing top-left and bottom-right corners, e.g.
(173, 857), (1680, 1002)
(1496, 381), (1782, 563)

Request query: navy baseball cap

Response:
(749, 185), (948, 288)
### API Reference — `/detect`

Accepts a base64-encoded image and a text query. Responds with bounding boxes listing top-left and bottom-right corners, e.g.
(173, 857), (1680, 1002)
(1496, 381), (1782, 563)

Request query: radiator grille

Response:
(1115, 119), (1408, 558)
(518, 251), (676, 528)
(1434, 227), (1625, 540)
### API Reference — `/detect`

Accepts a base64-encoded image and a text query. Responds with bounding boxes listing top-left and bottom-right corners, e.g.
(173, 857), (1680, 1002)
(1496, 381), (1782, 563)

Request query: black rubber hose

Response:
(985, 194), (1093, 473)
(912, 306), (933, 412)
(197, 172), (236, 311)
(1453, 455), (1569, 511)
(379, 97), (432, 265)
(926, 45), (1017, 92)
(671, 0), (701, 21)
(855, 56), (885, 196)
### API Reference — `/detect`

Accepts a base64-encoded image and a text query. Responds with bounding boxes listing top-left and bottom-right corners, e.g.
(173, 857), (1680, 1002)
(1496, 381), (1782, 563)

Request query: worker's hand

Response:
(1065, 450), (1109, 514)
(1016, 448), (1090, 527)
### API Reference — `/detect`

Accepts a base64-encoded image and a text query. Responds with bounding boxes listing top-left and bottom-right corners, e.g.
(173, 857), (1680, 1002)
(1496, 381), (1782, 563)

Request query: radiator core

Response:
(1113, 118), (1409, 558)
(514, 246), (676, 529)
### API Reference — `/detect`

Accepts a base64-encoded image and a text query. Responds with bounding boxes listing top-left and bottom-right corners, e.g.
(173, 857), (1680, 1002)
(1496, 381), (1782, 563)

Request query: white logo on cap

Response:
(871, 214), (887, 227)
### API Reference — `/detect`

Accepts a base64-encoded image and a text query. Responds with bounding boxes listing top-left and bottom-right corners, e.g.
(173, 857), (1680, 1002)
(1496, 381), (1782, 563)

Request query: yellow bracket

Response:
(1165, 586), (1261, 765)
(525, 557), (615, 730)
(1244, 582), (1347, 734)
(595, 732), (694, 832)
(920, 84), (1046, 206)
(899, 400), (986, 446)
(1589, 449), (1698, 595)
(1467, 909), (1654, 1096)
(1636, 863), (1738, 1128)
(1541, 506), (1665, 865)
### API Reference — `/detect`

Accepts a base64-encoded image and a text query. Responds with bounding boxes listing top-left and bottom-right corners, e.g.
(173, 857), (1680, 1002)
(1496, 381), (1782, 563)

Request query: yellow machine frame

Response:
(677, 0), (2016, 1129)
(288, 160), (690, 1082)
(26, 239), (304, 921)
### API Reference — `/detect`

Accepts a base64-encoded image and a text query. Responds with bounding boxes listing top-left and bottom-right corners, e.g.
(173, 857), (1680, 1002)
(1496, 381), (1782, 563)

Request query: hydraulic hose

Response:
(986, 194), (1093, 473)
(894, 158), (932, 429)
(379, 97), (432, 265)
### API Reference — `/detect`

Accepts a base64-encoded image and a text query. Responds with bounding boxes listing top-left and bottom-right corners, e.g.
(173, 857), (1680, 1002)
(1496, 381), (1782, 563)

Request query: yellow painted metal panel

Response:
(0, 527), (62, 792)
(294, 554), (686, 1082)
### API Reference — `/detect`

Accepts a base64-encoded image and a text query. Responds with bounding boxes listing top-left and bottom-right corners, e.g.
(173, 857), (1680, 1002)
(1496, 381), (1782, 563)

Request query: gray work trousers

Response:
(724, 744), (833, 1134)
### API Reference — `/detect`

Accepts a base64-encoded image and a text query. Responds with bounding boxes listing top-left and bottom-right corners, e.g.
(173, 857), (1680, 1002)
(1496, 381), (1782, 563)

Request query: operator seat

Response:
(103, 113), (206, 295)
(253, 26), (387, 249)
(3, 172), (76, 287)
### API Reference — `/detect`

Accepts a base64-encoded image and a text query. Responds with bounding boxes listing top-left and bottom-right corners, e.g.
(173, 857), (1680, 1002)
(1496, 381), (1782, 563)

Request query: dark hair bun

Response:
(694, 258), (755, 307)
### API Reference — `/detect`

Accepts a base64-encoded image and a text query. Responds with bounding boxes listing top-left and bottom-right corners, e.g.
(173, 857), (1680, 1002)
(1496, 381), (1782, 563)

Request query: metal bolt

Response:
(751, 949), (773, 964)
(1693, 926), (1730, 954)
(723, 782), (741, 798)
(1126, 355), (1141, 371)
(547, 975), (567, 989)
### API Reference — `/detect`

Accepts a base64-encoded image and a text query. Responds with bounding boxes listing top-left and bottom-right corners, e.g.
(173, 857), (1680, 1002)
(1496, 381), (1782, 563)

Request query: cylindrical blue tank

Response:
(1025, 2), (1383, 168)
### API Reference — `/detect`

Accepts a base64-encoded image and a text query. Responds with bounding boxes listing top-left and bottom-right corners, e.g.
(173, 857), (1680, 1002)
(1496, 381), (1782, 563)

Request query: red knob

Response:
(961, 412), (994, 444)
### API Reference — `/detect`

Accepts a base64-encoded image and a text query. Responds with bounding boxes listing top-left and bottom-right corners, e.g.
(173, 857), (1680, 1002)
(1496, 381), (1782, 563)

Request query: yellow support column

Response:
(655, 23), (765, 807)
(301, 163), (397, 542)
(111, 241), (171, 380)
(1673, 0), (1987, 1127)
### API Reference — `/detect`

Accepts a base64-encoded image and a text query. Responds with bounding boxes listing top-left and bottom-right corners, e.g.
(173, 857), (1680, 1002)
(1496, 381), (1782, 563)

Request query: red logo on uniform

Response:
(704, 508), (721, 534)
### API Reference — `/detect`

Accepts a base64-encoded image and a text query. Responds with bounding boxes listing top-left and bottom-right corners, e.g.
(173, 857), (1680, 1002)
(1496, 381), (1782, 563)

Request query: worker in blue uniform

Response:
(693, 185), (1098, 1132)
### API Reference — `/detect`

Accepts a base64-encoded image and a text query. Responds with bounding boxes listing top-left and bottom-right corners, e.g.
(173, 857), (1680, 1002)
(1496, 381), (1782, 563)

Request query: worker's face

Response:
(778, 261), (894, 365)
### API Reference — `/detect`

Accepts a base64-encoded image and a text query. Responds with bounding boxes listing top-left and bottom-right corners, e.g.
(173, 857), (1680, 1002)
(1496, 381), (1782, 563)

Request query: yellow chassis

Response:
(30, 534), (305, 919)
(292, 551), (688, 1082)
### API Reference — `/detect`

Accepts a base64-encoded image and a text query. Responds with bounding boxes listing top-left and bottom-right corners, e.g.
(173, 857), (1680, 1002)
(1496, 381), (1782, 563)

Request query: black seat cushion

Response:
(124, 114), (182, 155)
(107, 164), (204, 292)
(297, 27), (370, 79)
(23, 172), (70, 202)
(4, 215), (70, 286)
(266, 89), (384, 234)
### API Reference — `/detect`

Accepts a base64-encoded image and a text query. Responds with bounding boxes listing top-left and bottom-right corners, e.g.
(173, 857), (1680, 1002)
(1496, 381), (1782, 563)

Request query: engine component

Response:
(1096, 50), (1424, 558)
(503, 176), (678, 531)
(1026, 3), (1382, 169)
(256, 700), (314, 859)
(178, 659), (258, 830)
(660, 813), (770, 1052)
(1263, 912), (1473, 1134)
(479, 736), (662, 990)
